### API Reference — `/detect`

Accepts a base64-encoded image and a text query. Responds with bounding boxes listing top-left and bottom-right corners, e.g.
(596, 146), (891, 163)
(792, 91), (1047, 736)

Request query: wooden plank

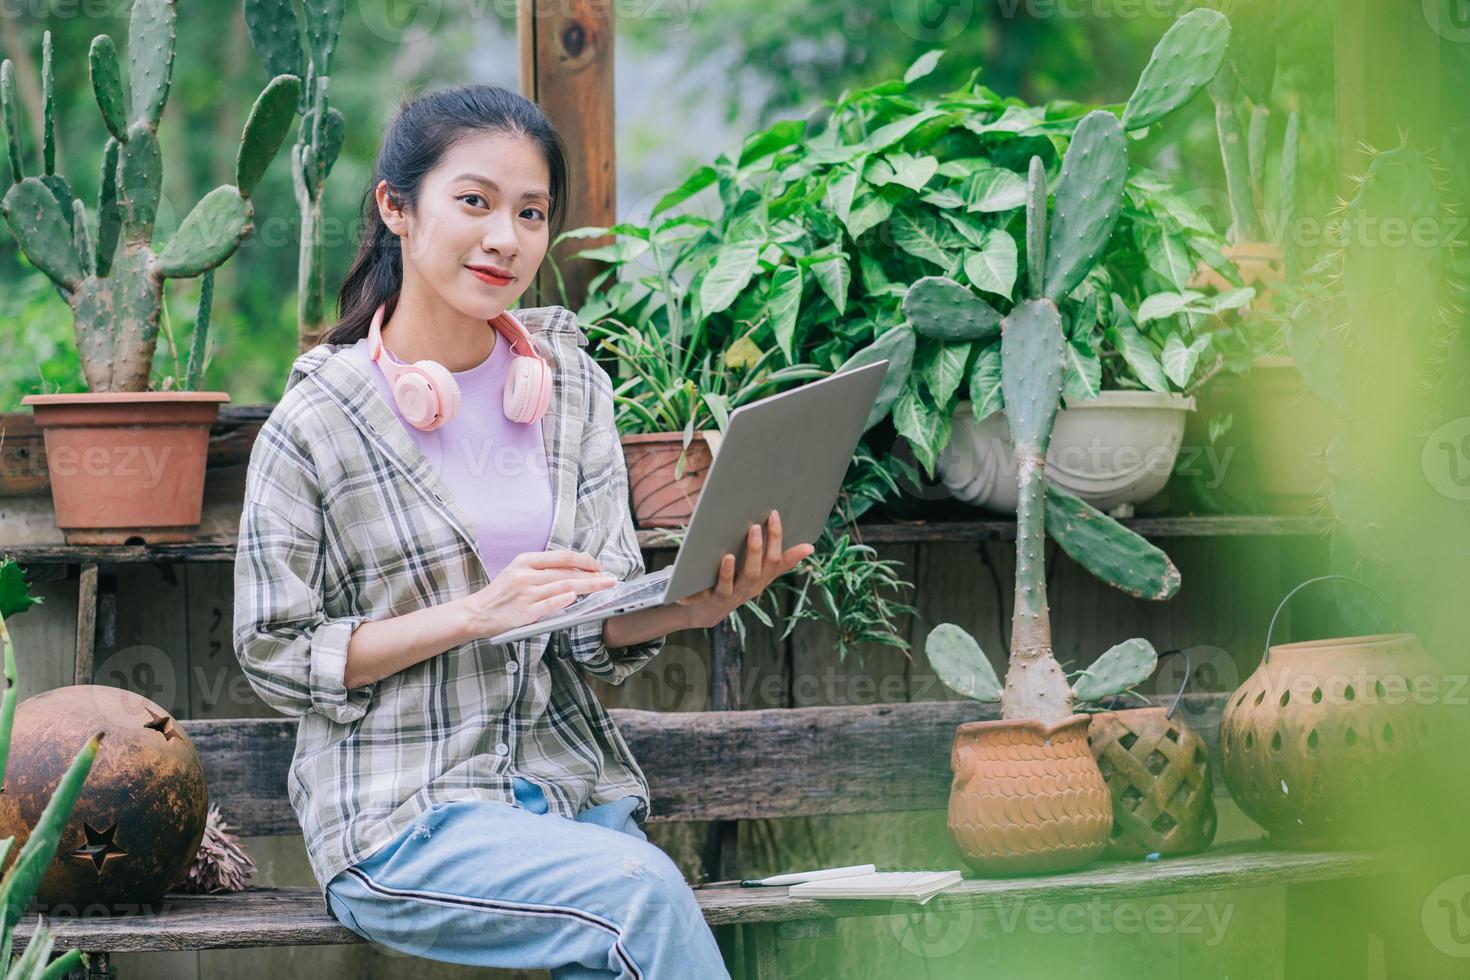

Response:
(8, 843), (1385, 952)
(74, 563), (98, 686)
(517, 0), (616, 311)
(1, 515), (1333, 565)
(186, 695), (1230, 837)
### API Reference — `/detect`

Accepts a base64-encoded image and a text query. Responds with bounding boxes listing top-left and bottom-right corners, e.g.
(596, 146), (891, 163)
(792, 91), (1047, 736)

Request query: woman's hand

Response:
(673, 509), (813, 631)
(456, 549), (617, 641)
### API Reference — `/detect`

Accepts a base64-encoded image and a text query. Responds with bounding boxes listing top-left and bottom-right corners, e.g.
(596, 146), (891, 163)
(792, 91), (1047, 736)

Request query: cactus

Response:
(245, 0), (349, 353)
(1071, 638), (1159, 703)
(902, 275), (1001, 343)
(924, 112), (1181, 724)
(0, 9), (299, 392)
(0, 558), (102, 976)
(1121, 9), (1231, 131)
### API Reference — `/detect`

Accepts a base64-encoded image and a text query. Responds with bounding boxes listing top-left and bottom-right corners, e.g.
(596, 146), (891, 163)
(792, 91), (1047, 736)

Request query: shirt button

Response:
(506, 659), (519, 674)
(495, 742), (509, 756)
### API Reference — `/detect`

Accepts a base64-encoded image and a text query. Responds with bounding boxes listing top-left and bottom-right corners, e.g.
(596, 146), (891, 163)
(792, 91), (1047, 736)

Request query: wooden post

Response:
(517, 0), (617, 312)
(74, 563), (99, 685)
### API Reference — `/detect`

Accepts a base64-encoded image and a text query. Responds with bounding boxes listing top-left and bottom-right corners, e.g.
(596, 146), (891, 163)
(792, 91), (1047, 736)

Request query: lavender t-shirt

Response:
(345, 333), (554, 581)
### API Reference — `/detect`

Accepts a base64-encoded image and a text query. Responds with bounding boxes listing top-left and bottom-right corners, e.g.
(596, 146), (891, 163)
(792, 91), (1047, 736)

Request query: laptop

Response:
(487, 359), (890, 644)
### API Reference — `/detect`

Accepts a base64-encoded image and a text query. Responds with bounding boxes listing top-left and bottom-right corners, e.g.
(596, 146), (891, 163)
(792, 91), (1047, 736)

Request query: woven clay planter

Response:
(620, 430), (721, 529)
(1221, 631), (1440, 848)
(20, 391), (229, 544)
(948, 715), (1113, 874)
(1088, 707), (1218, 858)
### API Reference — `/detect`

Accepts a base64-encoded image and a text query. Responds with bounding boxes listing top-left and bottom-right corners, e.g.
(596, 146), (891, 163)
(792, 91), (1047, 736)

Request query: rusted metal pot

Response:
(1221, 578), (1441, 848)
(1088, 707), (1218, 858)
(0, 686), (208, 912)
(948, 714), (1113, 874)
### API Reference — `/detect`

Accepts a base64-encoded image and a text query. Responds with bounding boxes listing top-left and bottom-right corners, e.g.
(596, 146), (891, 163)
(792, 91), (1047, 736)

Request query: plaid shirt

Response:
(232, 304), (664, 899)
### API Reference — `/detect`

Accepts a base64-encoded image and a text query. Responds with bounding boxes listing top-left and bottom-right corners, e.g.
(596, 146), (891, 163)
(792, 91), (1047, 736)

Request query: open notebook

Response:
(787, 870), (964, 905)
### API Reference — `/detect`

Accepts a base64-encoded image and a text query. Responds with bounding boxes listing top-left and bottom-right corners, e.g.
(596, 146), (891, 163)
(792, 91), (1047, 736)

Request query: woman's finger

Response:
(715, 553), (736, 598)
(739, 523), (764, 585)
(764, 510), (784, 564)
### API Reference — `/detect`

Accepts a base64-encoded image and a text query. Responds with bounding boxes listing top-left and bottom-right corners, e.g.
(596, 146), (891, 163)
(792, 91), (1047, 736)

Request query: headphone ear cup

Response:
(412, 360), (461, 429)
(504, 357), (551, 424)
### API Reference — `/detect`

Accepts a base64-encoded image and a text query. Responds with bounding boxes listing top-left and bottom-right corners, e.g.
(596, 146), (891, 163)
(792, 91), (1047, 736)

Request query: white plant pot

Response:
(936, 391), (1196, 516)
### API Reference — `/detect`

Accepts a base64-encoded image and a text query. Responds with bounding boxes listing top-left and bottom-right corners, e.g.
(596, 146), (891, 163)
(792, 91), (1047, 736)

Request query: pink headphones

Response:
(368, 302), (553, 430)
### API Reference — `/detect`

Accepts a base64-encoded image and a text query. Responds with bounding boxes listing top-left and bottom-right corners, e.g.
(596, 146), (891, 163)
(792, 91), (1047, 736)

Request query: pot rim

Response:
(955, 713), (1091, 738)
(22, 391), (230, 405)
(619, 429), (719, 445)
(1269, 632), (1421, 655)
(957, 390), (1195, 418)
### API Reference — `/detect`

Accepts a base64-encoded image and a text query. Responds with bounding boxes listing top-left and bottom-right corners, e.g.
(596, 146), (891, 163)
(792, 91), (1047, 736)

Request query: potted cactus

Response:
(926, 9), (1244, 517)
(0, 557), (103, 976)
(242, 0), (349, 354)
(924, 113), (1182, 875)
(4, 2), (298, 543)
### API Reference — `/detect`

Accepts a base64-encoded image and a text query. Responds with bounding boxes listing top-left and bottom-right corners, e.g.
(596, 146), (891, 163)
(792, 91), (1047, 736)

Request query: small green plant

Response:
(0, 557), (103, 977)
(0, 2), (298, 393)
(242, 0), (348, 352)
(925, 115), (1181, 724)
(589, 314), (826, 477)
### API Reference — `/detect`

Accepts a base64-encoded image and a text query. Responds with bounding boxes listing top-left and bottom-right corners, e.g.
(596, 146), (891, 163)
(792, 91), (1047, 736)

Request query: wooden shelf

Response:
(1, 514), (1330, 566)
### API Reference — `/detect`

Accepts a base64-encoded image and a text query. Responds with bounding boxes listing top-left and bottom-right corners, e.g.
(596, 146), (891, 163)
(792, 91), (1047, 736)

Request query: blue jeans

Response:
(325, 776), (730, 979)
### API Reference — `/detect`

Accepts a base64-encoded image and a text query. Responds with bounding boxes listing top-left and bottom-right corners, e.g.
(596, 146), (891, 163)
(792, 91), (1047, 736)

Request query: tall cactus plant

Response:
(0, 1), (299, 393)
(243, 0), (347, 354)
(0, 558), (102, 978)
(925, 113), (1182, 725)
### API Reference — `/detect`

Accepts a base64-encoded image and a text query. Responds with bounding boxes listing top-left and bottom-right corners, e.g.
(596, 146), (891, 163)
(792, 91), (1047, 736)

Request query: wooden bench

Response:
(10, 695), (1385, 978)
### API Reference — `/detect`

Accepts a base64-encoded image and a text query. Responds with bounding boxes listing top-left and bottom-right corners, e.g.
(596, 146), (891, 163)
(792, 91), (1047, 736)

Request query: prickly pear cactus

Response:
(245, 0), (348, 353)
(925, 111), (1179, 724)
(0, 5), (298, 392)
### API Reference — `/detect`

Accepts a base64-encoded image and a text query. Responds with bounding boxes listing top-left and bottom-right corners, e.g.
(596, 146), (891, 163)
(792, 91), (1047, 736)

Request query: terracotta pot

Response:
(0, 686), (208, 911)
(1241, 356), (1337, 507)
(19, 391), (228, 544)
(1088, 707), (1218, 858)
(1221, 632), (1440, 848)
(948, 714), (1113, 874)
(621, 430), (721, 529)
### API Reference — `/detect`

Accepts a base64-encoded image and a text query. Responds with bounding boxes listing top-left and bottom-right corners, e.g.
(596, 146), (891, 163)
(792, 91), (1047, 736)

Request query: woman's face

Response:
(377, 130), (552, 321)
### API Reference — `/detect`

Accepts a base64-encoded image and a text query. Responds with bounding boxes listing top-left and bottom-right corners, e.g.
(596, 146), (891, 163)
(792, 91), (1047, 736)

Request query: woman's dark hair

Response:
(325, 84), (569, 346)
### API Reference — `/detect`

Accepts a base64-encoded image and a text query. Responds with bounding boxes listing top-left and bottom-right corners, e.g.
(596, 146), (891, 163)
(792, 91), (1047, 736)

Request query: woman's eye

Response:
(460, 193), (486, 208)
(522, 207), (547, 221)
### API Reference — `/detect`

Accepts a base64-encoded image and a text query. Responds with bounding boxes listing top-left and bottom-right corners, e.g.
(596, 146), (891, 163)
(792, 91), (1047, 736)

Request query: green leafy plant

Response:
(924, 118), (1180, 724)
(0, 3), (299, 393)
(589, 314), (826, 477)
(0, 556), (103, 978)
(558, 10), (1248, 486)
(242, 0), (348, 352)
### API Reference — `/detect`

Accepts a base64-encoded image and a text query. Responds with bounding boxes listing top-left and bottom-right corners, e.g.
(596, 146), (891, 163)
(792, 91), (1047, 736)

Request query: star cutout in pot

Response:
(143, 708), (182, 742)
(70, 820), (128, 873)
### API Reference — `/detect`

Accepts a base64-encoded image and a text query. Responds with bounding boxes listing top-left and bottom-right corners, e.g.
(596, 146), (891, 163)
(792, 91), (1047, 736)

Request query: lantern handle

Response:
(1165, 648), (1192, 720)
(1263, 575), (1392, 664)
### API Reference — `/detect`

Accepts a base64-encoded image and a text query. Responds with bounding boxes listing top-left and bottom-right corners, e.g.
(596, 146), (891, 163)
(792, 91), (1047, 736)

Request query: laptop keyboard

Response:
(568, 568), (673, 614)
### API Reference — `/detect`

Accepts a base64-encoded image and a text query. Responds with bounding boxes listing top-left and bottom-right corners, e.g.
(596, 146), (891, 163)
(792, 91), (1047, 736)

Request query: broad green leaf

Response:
(808, 251), (851, 314)
(1162, 333), (1212, 388)
(968, 342), (1004, 419)
(964, 168), (1027, 213)
(845, 188), (896, 239)
(892, 383), (952, 477)
(860, 108), (948, 153)
(1141, 224), (1193, 289)
(1138, 290), (1203, 323)
(903, 49), (943, 84)
(1062, 336), (1102, 401)
(1200, 286), (1255, 314)
(923, 341), (971, 407)
(890, 210), (953, 268)
(699, 242), (762, 315)
(962, 229), (1017, 299)
(1113, 323), (1169, 392)
(738, 119), (805, 169)
(866, 151), (938, 192)
(825, 167), (859, 228)
(651, 165), (717, 217)
(766, 265), (803, 361)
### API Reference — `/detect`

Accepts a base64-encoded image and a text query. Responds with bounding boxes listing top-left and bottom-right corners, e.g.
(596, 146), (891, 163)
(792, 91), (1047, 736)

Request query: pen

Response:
(737, 863), (877, 887)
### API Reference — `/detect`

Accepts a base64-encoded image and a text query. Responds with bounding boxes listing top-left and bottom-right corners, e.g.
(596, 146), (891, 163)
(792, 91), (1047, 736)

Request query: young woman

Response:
(232, 85), (811, 979)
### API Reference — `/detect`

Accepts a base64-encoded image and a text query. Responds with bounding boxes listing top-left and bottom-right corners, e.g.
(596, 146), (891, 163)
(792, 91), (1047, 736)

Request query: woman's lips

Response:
(469, 267), (512, 286)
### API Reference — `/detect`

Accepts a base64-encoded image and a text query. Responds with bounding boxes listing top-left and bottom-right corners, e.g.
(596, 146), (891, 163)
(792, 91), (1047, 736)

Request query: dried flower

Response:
(176, 803), (256, 894)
